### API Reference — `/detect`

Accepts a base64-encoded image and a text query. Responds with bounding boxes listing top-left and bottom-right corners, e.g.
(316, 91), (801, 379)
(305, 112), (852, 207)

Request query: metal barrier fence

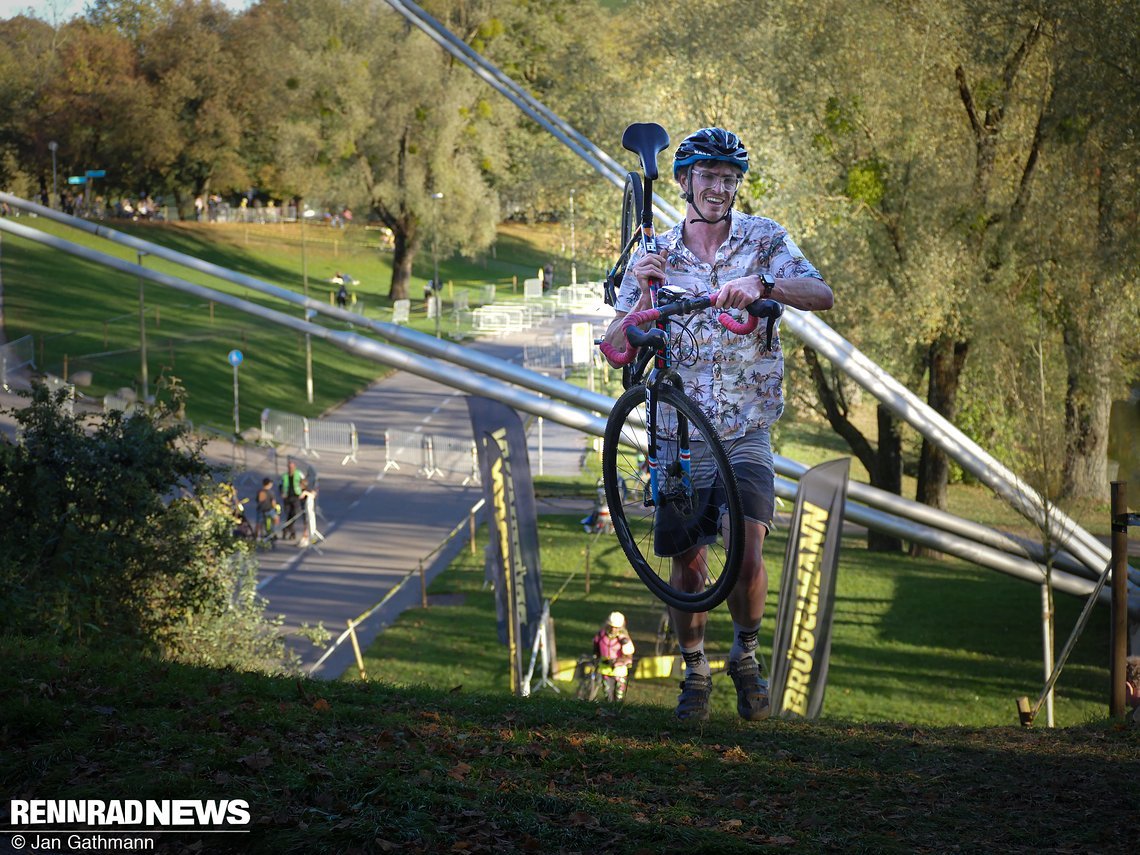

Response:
(0, 334), (34, 387)
(383, 429), (479, 484)
(307, 417), (359, 465)
(260, 408), (358, 465)
(523, 342), (574, 375)
(261, 408), (307, 448)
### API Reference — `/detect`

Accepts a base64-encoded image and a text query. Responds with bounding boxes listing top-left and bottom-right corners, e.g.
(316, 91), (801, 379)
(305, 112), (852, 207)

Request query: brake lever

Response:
(743, 297), (783, 352)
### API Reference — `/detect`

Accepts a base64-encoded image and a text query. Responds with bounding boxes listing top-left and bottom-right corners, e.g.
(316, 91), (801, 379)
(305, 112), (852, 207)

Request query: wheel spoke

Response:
(602, 384), (743, 612)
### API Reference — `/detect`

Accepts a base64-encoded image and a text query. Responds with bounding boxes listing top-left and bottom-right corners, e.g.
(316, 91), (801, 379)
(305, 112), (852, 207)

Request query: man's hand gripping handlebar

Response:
(598, 292), (783, 366)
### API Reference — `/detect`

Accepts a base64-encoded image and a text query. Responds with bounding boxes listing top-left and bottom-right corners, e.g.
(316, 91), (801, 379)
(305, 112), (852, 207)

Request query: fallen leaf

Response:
(238, 751), (273, 771)
(722, 746), (749, 763)
(447, 762), (473, 781)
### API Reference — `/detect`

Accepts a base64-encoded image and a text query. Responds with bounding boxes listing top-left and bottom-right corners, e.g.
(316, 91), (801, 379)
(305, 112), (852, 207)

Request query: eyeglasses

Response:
(691, 169), (743, 191)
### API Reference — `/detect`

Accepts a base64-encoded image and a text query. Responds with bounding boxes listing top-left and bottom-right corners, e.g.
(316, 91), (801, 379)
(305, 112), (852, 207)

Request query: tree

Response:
(1028, 1), (1140, 498)
(24, 20), (161, 206)
(135, 0), (251, 216)
(0, 15), (63, 195)
(257, 0), (504, 301)
(751, 0), (1135, 519)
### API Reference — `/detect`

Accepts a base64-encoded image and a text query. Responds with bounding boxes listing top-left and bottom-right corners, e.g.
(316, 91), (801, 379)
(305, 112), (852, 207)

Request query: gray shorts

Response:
(653, 427), (776, 557)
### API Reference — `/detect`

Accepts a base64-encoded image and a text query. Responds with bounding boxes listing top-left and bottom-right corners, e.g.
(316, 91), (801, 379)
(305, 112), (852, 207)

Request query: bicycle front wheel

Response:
(602, 384), (744, 612)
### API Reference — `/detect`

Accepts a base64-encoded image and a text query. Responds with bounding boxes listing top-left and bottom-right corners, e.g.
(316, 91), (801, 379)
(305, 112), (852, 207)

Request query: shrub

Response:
(0, 381), (289, 671)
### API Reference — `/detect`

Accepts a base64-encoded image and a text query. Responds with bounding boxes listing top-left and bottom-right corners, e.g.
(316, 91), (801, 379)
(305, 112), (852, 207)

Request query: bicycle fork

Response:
(644, 383), (695, 511)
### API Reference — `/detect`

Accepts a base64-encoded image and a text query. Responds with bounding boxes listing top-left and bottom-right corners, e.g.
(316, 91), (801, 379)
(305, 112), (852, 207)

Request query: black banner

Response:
(769, 458), (850, 719)
(467, 396), (544, 695)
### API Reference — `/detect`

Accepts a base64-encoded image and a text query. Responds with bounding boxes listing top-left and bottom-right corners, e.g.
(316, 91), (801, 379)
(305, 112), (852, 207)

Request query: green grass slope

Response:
(3, 636), (1135, 854)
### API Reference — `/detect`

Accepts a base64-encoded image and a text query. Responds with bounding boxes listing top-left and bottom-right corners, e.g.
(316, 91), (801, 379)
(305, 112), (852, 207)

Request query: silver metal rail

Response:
(1, 203), (1134, 612)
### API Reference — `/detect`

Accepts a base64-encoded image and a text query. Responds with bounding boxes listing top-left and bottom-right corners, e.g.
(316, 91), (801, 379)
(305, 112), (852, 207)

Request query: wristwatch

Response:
(760, 273), (775, 299)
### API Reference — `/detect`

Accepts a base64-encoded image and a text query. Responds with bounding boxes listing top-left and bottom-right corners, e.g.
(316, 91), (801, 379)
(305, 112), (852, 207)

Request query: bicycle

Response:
(574, 655), (623, 702)
(597, 122), (783, 614)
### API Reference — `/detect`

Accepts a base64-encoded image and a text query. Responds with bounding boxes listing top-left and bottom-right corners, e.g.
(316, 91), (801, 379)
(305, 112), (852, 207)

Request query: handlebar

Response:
(598, 292), (783, 366)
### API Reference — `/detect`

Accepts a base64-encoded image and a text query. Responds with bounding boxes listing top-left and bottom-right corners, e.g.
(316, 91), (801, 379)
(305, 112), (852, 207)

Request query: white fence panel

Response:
(0, 334), (34, 386)
(307, 418), (359, 465)
(261, 408), (307, 449)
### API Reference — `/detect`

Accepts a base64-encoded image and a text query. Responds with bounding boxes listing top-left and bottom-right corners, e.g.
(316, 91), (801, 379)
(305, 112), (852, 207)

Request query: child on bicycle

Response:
(601, 127), (833, 722)
(592, 611), (636, 702)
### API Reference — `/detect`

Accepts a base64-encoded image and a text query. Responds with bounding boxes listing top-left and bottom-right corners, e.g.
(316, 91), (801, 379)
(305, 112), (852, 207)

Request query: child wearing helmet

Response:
(592, 611), (636, 702)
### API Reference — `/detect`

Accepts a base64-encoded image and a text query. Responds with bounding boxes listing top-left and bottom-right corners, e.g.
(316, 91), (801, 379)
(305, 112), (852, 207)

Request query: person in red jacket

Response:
(592, 612), (636, 702)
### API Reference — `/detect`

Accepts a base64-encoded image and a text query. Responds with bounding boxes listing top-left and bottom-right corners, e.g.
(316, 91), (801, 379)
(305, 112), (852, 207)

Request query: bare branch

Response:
(955, 65), (982, 141)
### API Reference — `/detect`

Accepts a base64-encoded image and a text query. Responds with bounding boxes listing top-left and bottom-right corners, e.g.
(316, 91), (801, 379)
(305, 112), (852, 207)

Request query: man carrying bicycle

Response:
(602, 127), (833, 722)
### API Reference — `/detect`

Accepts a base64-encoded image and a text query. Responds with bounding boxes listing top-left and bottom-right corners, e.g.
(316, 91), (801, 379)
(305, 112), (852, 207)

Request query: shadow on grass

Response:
(3, 634), (1135, 853)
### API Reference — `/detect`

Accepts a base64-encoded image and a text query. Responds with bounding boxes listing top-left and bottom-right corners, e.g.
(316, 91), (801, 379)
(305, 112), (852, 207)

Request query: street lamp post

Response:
(300, 204), (316, 403)
(138, 250), (149, 401)
(48, 141), (58, 209)
(431, 192), (444, 339)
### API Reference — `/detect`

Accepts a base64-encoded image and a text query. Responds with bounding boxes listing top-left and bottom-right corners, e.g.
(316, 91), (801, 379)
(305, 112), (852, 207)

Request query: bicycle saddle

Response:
(622, 123), (671, 181)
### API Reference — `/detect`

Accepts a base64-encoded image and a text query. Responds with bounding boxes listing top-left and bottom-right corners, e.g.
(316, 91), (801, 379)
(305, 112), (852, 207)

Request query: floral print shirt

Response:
(615, 212), (823, 440)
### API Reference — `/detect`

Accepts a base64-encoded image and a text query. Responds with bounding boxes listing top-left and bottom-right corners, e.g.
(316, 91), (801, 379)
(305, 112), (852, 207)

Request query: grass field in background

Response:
(353, 514), (1113, 729)
(0, 213), (601, 431)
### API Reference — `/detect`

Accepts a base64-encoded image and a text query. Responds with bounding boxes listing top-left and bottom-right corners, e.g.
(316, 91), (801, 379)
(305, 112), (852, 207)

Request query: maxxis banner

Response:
(467, 396), (544, 695)
(769, 458), (850, 719)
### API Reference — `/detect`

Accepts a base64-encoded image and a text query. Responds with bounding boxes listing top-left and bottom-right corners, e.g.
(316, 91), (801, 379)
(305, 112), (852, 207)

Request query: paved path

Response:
(197, 310), (614, 676)
(0, 285), (616, 676)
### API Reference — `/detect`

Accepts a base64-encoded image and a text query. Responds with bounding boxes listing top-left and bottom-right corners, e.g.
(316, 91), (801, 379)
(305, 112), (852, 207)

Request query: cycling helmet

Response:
(673, 127), (749, 177)
(607, 611), (626, 629)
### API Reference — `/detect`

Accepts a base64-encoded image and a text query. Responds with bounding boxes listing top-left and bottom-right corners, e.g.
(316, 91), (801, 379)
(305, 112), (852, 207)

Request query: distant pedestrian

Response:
(280, 460), (305, 540)
(256, 477), (280, 539)
(334, 273), (350, 309)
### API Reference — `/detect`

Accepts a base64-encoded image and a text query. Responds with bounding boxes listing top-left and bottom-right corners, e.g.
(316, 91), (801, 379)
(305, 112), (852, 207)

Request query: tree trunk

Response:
(868, 403), (903, 552)
(388, 228), (413, 302)
(803, 346), (903, 552)
(1060, 325), (1112, 499)
(1058, 142), (1125, 501)
(913, 336), (969, 556)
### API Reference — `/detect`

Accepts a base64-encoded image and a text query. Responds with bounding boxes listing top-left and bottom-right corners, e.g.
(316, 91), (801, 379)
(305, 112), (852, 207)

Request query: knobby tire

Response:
(602, 383), (744, 612)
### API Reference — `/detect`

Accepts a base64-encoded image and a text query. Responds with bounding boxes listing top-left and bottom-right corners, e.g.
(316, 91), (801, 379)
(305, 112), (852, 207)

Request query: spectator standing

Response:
(280, 460), (306, 541)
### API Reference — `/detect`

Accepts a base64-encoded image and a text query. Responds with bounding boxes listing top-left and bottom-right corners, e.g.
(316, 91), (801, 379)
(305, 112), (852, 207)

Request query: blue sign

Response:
(228, 349), (243, 367)
(67, 176), (87, 185)
(85, 169), (106, 178)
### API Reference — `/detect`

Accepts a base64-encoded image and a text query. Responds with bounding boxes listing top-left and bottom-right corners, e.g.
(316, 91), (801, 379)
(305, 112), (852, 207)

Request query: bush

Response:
(0, 381), (289, 671)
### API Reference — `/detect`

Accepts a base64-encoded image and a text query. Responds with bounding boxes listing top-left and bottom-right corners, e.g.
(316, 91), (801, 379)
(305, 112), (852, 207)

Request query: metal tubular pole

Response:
(138, 251), (148, 400)
(1111, 481), (1128, 717)
(301, 207), (314, 404)
(2, 209), (1136, 607)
